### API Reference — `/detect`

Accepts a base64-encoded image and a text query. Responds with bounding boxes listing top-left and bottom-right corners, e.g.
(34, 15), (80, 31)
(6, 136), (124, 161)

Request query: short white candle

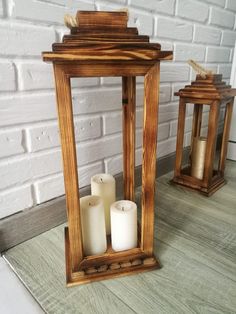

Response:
(80, 195), (107, 256)
(91, 173), (116, 235)
(110, 200), (137, 252)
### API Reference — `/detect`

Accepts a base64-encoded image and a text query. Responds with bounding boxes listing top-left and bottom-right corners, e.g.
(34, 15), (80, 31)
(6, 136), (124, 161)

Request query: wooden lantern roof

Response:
(175, 74), (236, 100)
(42, 11), (173, 63)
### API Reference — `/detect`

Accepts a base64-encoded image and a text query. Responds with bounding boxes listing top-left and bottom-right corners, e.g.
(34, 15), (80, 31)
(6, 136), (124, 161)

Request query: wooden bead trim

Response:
(81, 257), (157, 275)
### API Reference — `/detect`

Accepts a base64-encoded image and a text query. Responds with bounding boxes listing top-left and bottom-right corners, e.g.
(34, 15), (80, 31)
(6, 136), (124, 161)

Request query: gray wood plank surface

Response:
(4, 160), (236, 314)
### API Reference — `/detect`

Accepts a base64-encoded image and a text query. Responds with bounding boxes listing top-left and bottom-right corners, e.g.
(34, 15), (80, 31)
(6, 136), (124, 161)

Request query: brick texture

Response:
(0, 0), (235, 218)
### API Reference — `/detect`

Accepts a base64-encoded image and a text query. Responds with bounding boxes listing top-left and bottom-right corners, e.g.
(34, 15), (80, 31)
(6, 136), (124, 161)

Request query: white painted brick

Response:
(177, 0), (209, 22)
(105, 148), (143, 176)
(0, 1), (3, 16)
(69, 0), (96, 10)
(170, 116), (193, 137)
(0, 93), (57, 127)
(128, 10), (153, 36)
(103, 85), (171, 135)
(194, 25), (221, 45)
(0, 157), (31, 190)
(30, 134), (123, 178)
(172, 82), (189, 101)
(30, 150), (62, 178)
(218, 64), (232, 78)
(157, 40), (174, 51)
(156, 18), (193, 41)
(0, 62), (16, 91)
(158, 123), (170, 141)
(0, 89), (124, 127)
(71, 77), (100, 88)
(27, 116), (102, 152)
(101, 77), (121, 86)
(206, 47), (231, 62)
(0, 129), (25, 158)
(0, 22), (55, 56)
(210, 7), (235, 29)
(161, 64), (190, 82)
(34, 161), (103, 204)
(221, 30), (236, 46)
(11, 0), (95, 24)
(159, 103), (179, 123)
(73, 87), (145, 114)
(157, 137), (177, 158)
(175, 43), (205, 62)
(226, 0), (236, 12)
(0, 185), (33, 219)
(200, 0), (225, 7)
(104, 0), (126, 3)
(11, 0), (66, 24)
(130, 0), (175, 15)
(18, 62), (54, 90)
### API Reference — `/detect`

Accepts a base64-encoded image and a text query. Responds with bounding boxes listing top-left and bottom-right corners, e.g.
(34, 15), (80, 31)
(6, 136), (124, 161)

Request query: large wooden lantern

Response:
(171, 74), (235, 196)
(42, 10), (173, 286)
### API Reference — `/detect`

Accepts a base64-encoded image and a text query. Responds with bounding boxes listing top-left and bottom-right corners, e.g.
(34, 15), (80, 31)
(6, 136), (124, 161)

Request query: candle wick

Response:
(122, 207), (124, 211)
(100, 178), (103, 183)
(89, 202), (91, 206)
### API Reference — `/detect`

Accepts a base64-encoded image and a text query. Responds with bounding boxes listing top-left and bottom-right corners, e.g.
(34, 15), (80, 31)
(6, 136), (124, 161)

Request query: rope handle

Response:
(188, 59), (213, 79)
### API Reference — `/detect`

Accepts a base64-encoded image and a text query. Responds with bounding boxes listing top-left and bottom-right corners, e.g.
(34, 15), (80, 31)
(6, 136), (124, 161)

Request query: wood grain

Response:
(53, 64), (83, 272)
(174, 98), (186, 178)
(76, 11), (128, 28)
(4, 160), (236, 314)
(141, 63), (159, 256)
(122, 76), (136, 201)
(218, 99), (234, 174)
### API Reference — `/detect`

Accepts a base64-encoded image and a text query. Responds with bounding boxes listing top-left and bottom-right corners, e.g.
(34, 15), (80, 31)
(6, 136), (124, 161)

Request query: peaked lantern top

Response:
(175, 74), (236, 100)
(42, 11), (173, 63)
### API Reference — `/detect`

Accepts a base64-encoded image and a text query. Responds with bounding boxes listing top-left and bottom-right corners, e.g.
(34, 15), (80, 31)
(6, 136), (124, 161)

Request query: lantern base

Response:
(170, 175), (226, 196)
(65, 227), (160, 287)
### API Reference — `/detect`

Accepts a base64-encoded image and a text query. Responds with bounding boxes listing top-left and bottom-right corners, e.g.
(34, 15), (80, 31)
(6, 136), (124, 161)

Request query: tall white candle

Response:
(191, 136), (207, 180)
(110, 200), (137, 252)
(91, 173), (116, 235)
(80, 195), (107, 256)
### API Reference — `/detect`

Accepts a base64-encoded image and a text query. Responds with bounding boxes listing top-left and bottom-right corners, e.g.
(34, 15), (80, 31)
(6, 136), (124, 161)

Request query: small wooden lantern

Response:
(171, 74), (235, 196)
(42, 11), (173, 286)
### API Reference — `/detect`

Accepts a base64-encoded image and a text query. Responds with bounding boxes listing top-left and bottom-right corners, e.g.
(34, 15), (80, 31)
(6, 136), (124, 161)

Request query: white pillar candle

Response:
(80, 195), (107, 256)
(91, 173), (116, 235)
(110, 200), (137, 252)
(191, 136), (207, 180)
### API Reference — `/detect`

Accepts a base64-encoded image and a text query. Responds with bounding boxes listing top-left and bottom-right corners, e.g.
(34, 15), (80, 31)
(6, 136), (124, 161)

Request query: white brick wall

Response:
(0, 0), (235, 219)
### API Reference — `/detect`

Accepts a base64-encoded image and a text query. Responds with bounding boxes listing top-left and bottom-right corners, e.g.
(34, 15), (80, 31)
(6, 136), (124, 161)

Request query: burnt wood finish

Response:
(42, 10), (173, 286)
(172, 74), (236, 196)
(53, 65), (83, 272)
(141, 63), (159, 256)
(122, 76), (136, 201)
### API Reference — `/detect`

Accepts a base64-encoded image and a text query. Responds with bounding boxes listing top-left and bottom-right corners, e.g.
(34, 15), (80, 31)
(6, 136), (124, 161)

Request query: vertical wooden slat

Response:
(53, 64), (83, 272)
(203, 100), (220, 187)
(191, 104), (203, 139)
(141, 63), (159, 255)
(174, 98), (186, 177)
(122, 76), (136, 201)
(218, 99), (234, 174)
